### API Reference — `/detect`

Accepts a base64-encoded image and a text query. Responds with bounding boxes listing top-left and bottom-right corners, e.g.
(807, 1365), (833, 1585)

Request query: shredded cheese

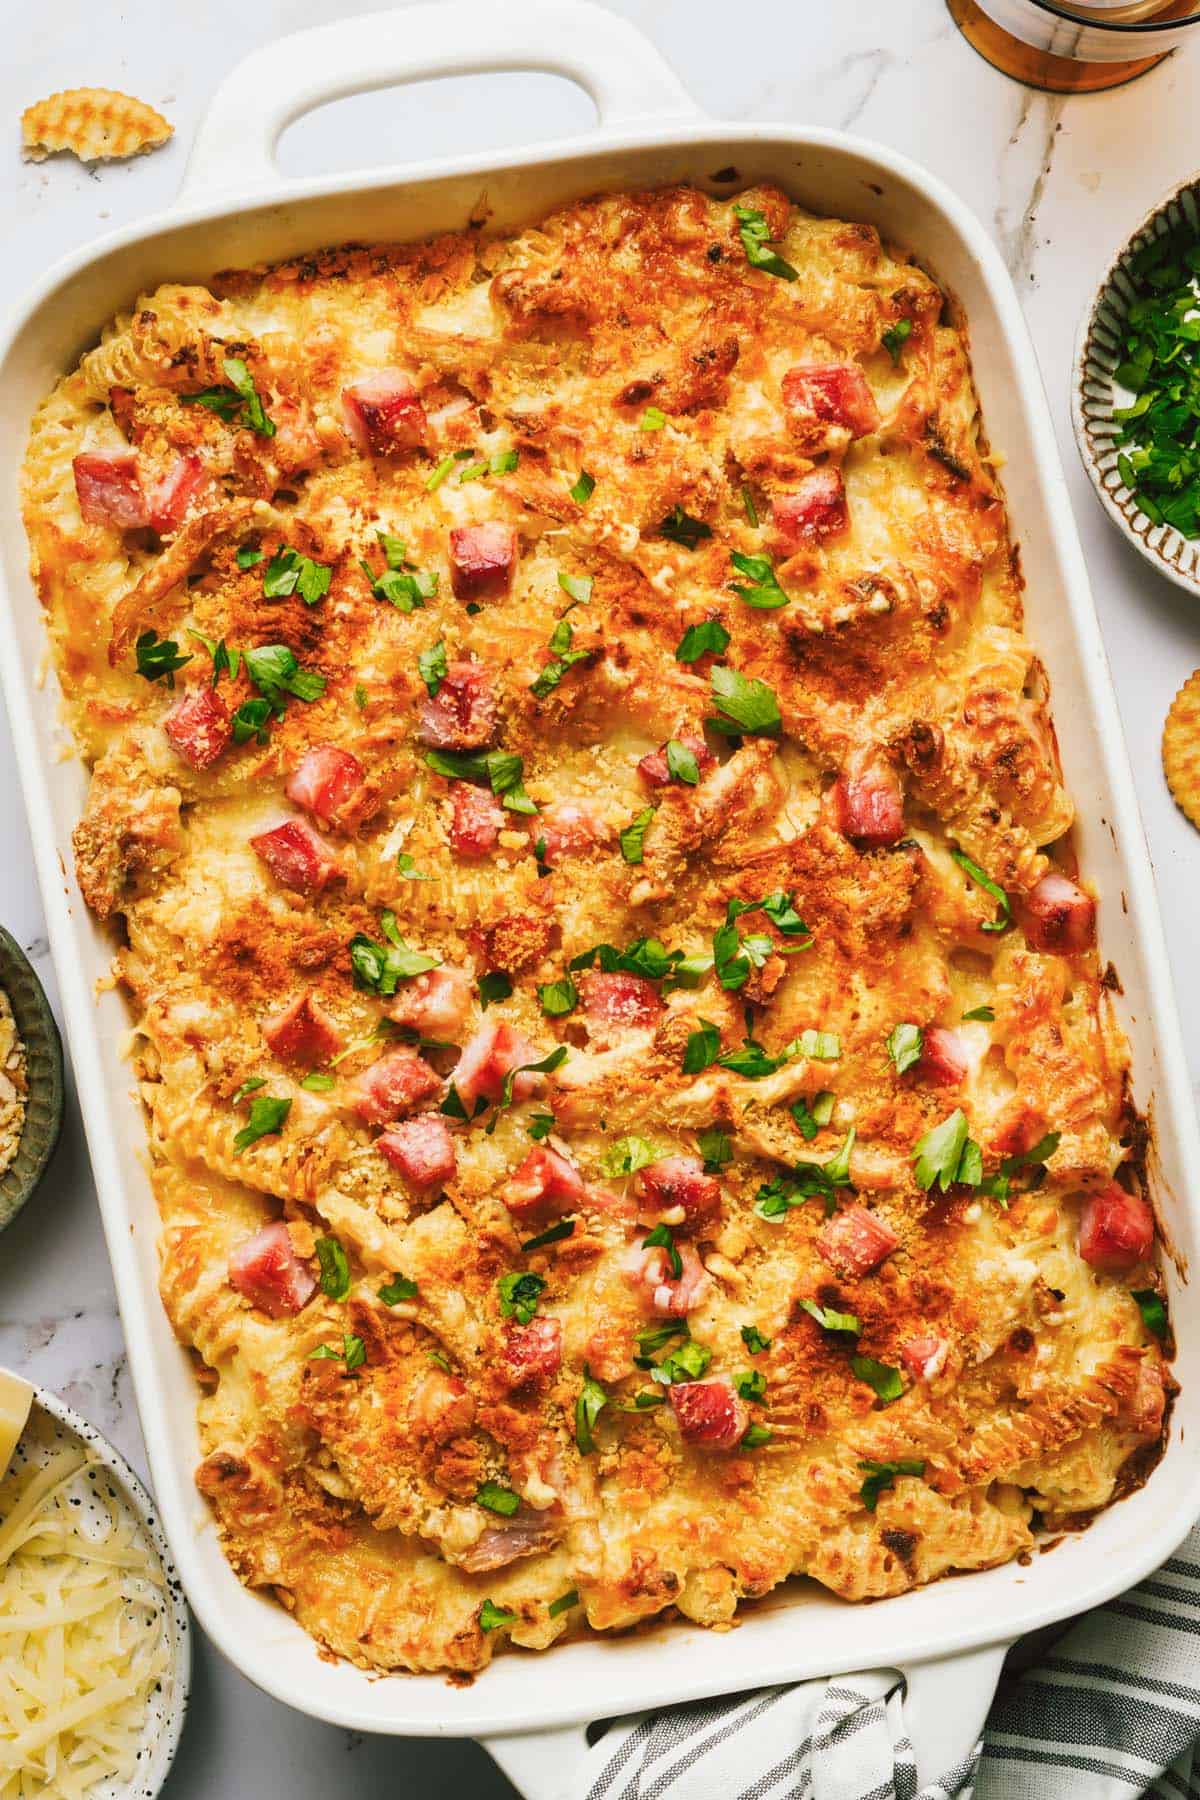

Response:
(0, 1411), (169, 1797)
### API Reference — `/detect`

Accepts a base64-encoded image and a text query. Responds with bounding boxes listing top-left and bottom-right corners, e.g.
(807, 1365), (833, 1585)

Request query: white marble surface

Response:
(5, 0), (1200, 1791)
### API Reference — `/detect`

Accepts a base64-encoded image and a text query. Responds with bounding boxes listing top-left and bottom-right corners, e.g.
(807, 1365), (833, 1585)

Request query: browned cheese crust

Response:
(20, 184), (1167, 1674)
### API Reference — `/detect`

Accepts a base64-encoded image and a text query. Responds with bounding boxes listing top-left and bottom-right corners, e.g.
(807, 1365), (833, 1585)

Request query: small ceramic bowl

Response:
(3, 1374), (192, 1797)
(0, 925), (63, 1233)
(1073, 175), (1200, 598)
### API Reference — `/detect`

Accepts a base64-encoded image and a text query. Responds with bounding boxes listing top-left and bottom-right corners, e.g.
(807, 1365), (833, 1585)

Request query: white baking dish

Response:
(2, 7), (1198, 1796)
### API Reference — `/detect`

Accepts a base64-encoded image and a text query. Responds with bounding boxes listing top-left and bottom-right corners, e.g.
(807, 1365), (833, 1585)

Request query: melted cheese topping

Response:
(20, 183), (1166, 1675)
(0, 1413), (169, 1796)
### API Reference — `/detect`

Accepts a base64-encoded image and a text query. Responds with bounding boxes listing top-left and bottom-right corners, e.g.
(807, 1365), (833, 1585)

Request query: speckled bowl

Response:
(1073, 174), (1200, 597)
(4, 1375), (192, 1798)
(0, 925), (63, 1233)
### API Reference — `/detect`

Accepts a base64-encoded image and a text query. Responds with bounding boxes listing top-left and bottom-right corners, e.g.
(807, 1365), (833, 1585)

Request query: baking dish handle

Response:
(479, 1641), (1009, 1798)
(182, 0), (699, 203)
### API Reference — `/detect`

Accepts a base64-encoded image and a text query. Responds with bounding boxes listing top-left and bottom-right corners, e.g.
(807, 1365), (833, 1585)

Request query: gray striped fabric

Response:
(574, 1525), (1200, 1800)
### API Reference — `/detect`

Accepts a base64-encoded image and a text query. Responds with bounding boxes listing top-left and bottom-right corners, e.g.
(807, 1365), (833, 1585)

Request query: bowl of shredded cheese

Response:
(0, 1368), (190, 1798)
(0, 927), (63, 1236)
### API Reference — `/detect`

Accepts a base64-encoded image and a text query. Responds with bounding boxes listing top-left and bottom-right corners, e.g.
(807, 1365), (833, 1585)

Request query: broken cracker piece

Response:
(22, 88), (173, 165)
(1162, 667), (1200, 830)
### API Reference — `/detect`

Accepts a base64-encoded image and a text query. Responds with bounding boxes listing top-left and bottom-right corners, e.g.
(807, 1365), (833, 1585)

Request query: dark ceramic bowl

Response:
(0, 924), (63, 1232)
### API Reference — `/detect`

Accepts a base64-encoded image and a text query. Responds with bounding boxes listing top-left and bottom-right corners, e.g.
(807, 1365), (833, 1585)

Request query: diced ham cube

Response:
(817, 1203), (899, 1277)
(449, 783), (505, 856)
(579, 971), (663, 1036)
(228, 1221), (316, 1319)
(263, 990), (343, 1065)
(915, 1026), (968, 1088)
(453, 1021), (546, 1109)
(669, 1378), (748, 1450)
(625, 1240), (711, 1317)
(1024, 871), (1096, 955)
(637, 734), (716, 789)
(73, 449), (149, 530)
(416, 660), (497, 750)
(900, 1334), (949, 1383)
(782, 362), (880, 439)
(163, 686), (231, 771)
(388, 967), (474, 1041)
(831, 753), (904, 849)
(411, 1369), (475, 1440)
(250, 819), (341, 894)
(773, 469), (849, 552)
(539, 798), (610, 865)
(341, 369), (426, 455)
(1078, 1182), (1154, 1274)
(146, 454), (209, 535)
(449, 522), (517, 602)
(499, 1317), (563, 1390)
(284, 745), (365, 827)
(347, 1048), (440, 1125)
(501, 1146), (584, 1220)
(376, 1114), (457, 1188)
(637, 1154), (721, 1231)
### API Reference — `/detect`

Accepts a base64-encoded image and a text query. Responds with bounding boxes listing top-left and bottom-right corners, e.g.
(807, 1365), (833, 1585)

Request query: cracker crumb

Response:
(0, 990), (28, 1180)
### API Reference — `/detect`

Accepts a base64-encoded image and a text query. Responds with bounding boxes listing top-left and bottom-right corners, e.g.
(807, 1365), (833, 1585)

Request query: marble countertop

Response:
(5, 0), (1200, 1791)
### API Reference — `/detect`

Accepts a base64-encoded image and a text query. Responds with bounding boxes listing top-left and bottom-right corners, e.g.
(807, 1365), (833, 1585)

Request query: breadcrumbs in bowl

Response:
(0, 926), (63, 1234)
(0, 988), (28, 1181)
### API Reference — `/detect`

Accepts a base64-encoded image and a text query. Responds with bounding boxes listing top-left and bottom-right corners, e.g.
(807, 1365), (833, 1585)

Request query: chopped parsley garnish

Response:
(315, 1236), (351, 1301)
(569, 937), (684, 984)
(479, 1599), (516, 1633)
(741, 1324), (772, 1355)
(951, 849), (1011, 934)
(792, 1028), (840, 1062)
(396, 851), (432, 881)
(682, 1018), (722, 1075)
(1133, 1288), (1168, 1339)
(350, 913), (439, 996)
(718, 1038), (785, 1080)
(548, 1588), (579, 1618)
(262, 547), (331, 606)
(530, 614), (590, 700)
(887, 1022), (924, 1075)
(478, 971), (513, 1009)
(650, 1339), (711, 1385)
(882, 319), (913, 366)
(236, 544), (264, 569)
(570, 470), (595, 504)
(799, 1298), (860, 1334)
(456, 460), (489, 484)
(1110, 224), (1200, 537)
(557, 570), (594, 605)
(425, 454), (457, 492)
(665, 739), (700, 785)
(575, 1367), (607, 1452)
(641, 406), (667, 430)
(601, 1136), (658, 1179)
(231, 1077), (266, 1104)
(497, 1047), (567, 1111)
(742, 484), (759, 527)
(476, 1481), (521, 1517)
(641, 1221), (682, 1279)
(729, 550), (789, 610)
(634, 1322), (686, 1363)
(619, 805), (656, 865)
(300, 1071), (335, 1092)
(526, 1113), (556, 1145)
(230, 697), (272, 745)
(852, 1356), (904, 1403)
(309, 1334), (366, 1372)
(733, 204), (798, 281)
(708, 664), (781, 737)
(424, 747), (536, 815)
(538, 977), (578, 1017)
(734, 1369), (766, 1402)
(962, 1004), (994, 1022)
(754, 1129), (856, 1219)
(181, 356), (275, 436)
(698, 1127), (732, 1172)
(418, 640), (447, 697)
(187, 628), (240, 688)
(983, 1131), (1061, 1208)
(232, 1094), (290, 1154)
(498, 1271), (545, 1325)
(659, 505), (712, 550)
(858, 1458), (925, 1512)
(243, 642), (327, 710)
(521, 1217), (575, 1252)
(912, 1108), (982, 1192)
(359, 532), (438, 612)
(134, 629), (191, 687)
(676, 619), (731, 663)
(791, 1090), (834, 1140)
(354, 682), (368, 711)
(490, 448), (519, 475)
(741, 1423), (773, 1449)
(379, 1273), (419, 1304)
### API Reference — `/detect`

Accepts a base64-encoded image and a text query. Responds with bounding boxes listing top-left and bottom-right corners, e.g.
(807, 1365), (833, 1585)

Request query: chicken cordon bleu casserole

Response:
(20, 182), (1170, 1674)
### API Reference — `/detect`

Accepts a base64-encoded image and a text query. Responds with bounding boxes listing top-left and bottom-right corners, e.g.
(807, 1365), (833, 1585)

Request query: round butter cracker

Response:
(1163, 668), (1200, 829)
(21, 88), (173, 165)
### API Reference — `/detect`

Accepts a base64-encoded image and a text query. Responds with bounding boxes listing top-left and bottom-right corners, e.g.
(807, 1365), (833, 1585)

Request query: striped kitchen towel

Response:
(573, 1524), (1200, 1800)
